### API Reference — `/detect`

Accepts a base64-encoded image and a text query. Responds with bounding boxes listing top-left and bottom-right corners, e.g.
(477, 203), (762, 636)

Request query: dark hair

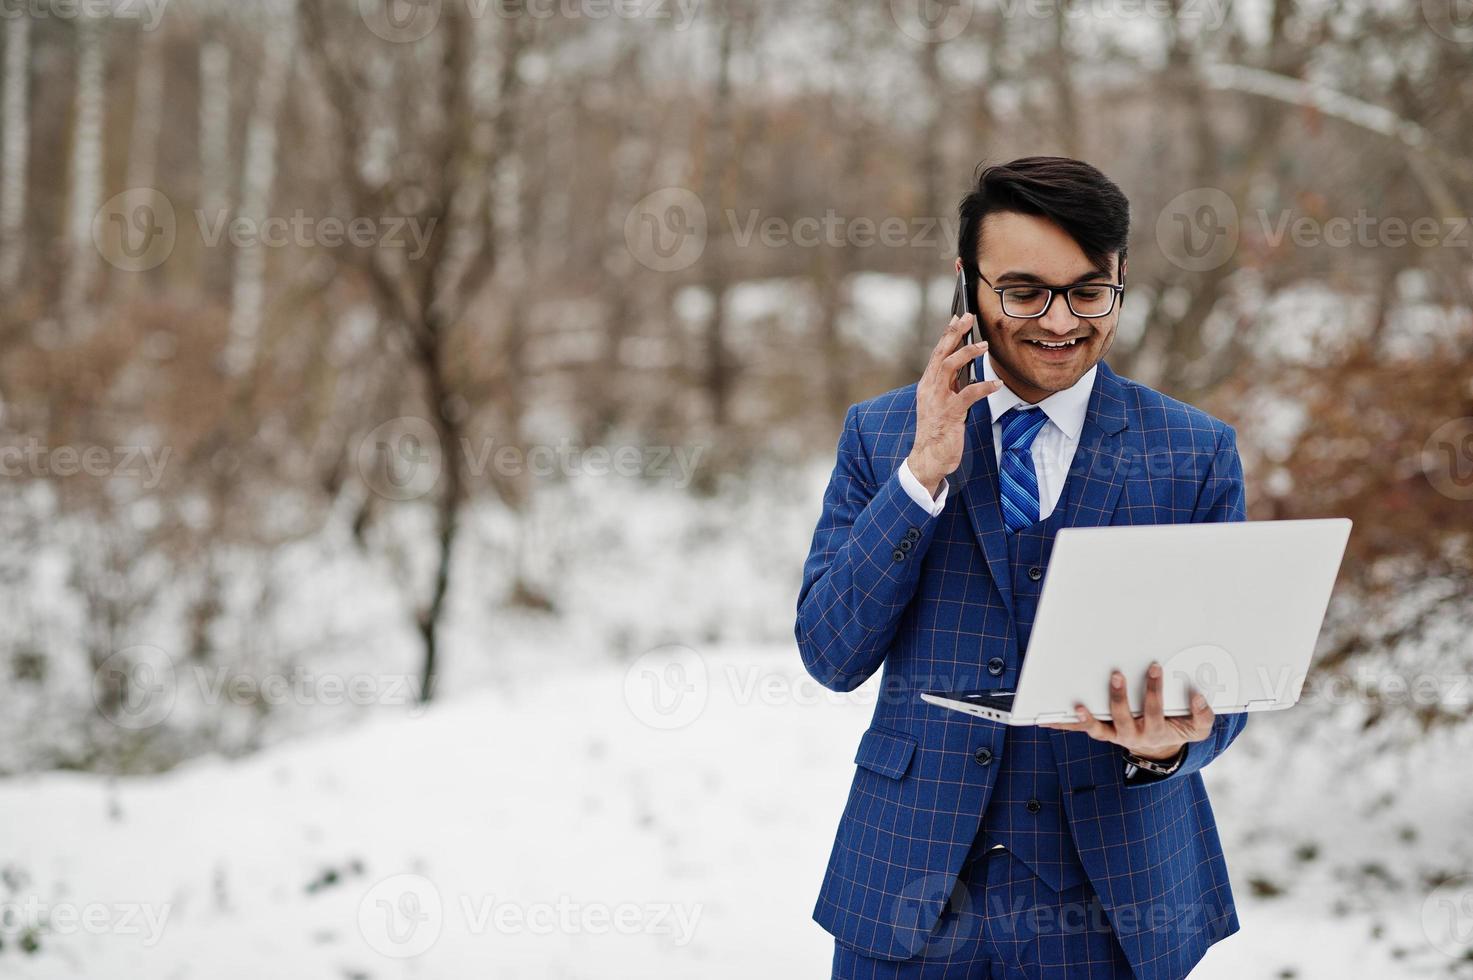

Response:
(957, 156), (1130, 293)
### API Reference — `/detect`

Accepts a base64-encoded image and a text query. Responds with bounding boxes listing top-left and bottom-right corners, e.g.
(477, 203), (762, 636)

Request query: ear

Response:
(954, 256), (963, 273)
(1119, 256), (1127, 284)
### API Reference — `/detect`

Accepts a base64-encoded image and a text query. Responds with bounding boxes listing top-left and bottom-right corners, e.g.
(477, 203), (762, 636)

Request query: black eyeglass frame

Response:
(975, 270), (1125, 320)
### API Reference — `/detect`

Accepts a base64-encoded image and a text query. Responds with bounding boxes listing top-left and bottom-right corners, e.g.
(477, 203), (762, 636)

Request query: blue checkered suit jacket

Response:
(796, 360), (1248, 979)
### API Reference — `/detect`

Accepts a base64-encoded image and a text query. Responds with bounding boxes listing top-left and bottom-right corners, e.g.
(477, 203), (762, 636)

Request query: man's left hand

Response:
(1039, 661), (1213, 762)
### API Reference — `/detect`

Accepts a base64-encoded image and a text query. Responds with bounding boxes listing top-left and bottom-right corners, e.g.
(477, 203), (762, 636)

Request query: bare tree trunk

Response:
(1048, 0), (1079, 156)
(0, 15), (29, 292)
(198, 34), (233, 293)
(414, 316), (461, 704)
(62, 15), (105, 330)
(121, 24), (166, 299)
(700, 1), (737, 430)
(909, 36), (944, 382)
(224, 0), (298, 376)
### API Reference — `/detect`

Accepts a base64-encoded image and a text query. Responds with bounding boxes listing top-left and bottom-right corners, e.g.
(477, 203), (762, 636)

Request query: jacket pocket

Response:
(853, 726), (918, 780)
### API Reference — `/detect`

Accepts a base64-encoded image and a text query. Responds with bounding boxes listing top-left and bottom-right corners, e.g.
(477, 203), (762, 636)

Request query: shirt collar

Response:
(981, 354), (1098, 444)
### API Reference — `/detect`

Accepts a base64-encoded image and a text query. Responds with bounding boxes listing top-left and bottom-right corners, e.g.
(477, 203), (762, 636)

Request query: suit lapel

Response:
(957, 360), (1134, 624)
(958, 395), (1017, 620)
(1061, 360), (1131, 530)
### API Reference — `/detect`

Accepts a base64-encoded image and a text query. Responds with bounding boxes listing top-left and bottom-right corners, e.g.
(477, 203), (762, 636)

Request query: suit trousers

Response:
(831, 838), (1134, 980)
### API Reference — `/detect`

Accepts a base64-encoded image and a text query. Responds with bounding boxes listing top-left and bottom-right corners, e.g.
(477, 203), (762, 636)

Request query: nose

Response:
(1039, 293), (1078, 335)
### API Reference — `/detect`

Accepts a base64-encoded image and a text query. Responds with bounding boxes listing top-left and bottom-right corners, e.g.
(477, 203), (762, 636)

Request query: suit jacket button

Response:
(1028, 566), (1043, 581)
(905, 527), (921, 543)
(892, 548), (906, 562)
(1026, 798), (1042, 814)
(899, 537), (913, 552)
(974, 747), (993, 766)
(987, 657), (1005, 676)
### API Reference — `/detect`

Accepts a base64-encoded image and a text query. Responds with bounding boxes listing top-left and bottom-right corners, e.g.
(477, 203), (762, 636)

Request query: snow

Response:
(2, 644), (1467, 976)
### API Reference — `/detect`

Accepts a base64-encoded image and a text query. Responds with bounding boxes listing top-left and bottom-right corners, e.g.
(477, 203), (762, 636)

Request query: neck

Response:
(989, 357), (1057, 404)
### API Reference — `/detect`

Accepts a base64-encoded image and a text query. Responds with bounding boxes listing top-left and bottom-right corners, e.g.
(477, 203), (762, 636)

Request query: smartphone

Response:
(949, 266), (982, 389)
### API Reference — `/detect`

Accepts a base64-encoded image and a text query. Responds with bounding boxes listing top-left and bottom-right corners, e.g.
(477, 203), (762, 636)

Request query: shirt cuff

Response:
(897, 460), (949, 517)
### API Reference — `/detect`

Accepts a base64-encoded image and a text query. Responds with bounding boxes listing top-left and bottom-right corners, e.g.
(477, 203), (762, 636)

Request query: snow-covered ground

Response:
(2, 645), (1469, 977)
(2, 387), (1470, 975)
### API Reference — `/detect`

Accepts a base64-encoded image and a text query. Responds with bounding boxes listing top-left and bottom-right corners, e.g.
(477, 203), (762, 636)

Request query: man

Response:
(795, 157), (1247, 979)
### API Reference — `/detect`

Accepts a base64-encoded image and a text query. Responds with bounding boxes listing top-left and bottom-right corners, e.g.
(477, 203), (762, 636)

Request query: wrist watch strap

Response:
(1124, 745), (1187, 777)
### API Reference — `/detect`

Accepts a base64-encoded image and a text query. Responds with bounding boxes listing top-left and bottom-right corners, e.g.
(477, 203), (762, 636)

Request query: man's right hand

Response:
(906, 314), (1003, 496)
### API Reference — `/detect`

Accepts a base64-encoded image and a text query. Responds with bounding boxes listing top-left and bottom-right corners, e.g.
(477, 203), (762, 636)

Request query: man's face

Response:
(969, 211), (1123, 401)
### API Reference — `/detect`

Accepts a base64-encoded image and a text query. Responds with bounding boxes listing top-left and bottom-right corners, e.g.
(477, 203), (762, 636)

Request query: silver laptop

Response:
(920, 518), (1352, 725)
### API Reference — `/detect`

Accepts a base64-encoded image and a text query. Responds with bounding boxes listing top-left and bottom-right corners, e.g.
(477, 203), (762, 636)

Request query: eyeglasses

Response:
(976, 270), (1124, 319)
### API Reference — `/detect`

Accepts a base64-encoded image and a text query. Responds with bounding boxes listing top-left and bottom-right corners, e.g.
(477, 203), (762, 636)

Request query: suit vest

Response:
(979, 476), (1089, 893)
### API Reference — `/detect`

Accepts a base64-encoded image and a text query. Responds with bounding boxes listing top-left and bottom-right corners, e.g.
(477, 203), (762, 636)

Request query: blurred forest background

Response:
(0, 0), (1471, 973)
(1, 0), (1471, 766)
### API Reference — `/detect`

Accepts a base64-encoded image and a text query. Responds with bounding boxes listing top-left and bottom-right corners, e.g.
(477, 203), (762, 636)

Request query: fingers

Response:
(1060, 702), (1112, 741)
(1187, 687), (1215, 740)
(1143, 661), (1164, 728)
(960, 378), (1005, 405)
(928, 314), (973, 368)
(1108, 670), (1137, 735)
(940, 339), (988, 377)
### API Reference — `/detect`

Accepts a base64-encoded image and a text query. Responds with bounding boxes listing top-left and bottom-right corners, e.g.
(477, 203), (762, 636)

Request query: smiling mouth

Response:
(1025, 337), (1086, 349)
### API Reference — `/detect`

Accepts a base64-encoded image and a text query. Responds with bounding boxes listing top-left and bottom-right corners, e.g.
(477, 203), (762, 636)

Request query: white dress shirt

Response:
(899, 354), (1099, 520)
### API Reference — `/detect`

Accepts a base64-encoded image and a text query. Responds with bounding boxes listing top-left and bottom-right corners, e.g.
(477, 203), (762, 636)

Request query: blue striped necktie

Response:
(997, 406), (1050, 533)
